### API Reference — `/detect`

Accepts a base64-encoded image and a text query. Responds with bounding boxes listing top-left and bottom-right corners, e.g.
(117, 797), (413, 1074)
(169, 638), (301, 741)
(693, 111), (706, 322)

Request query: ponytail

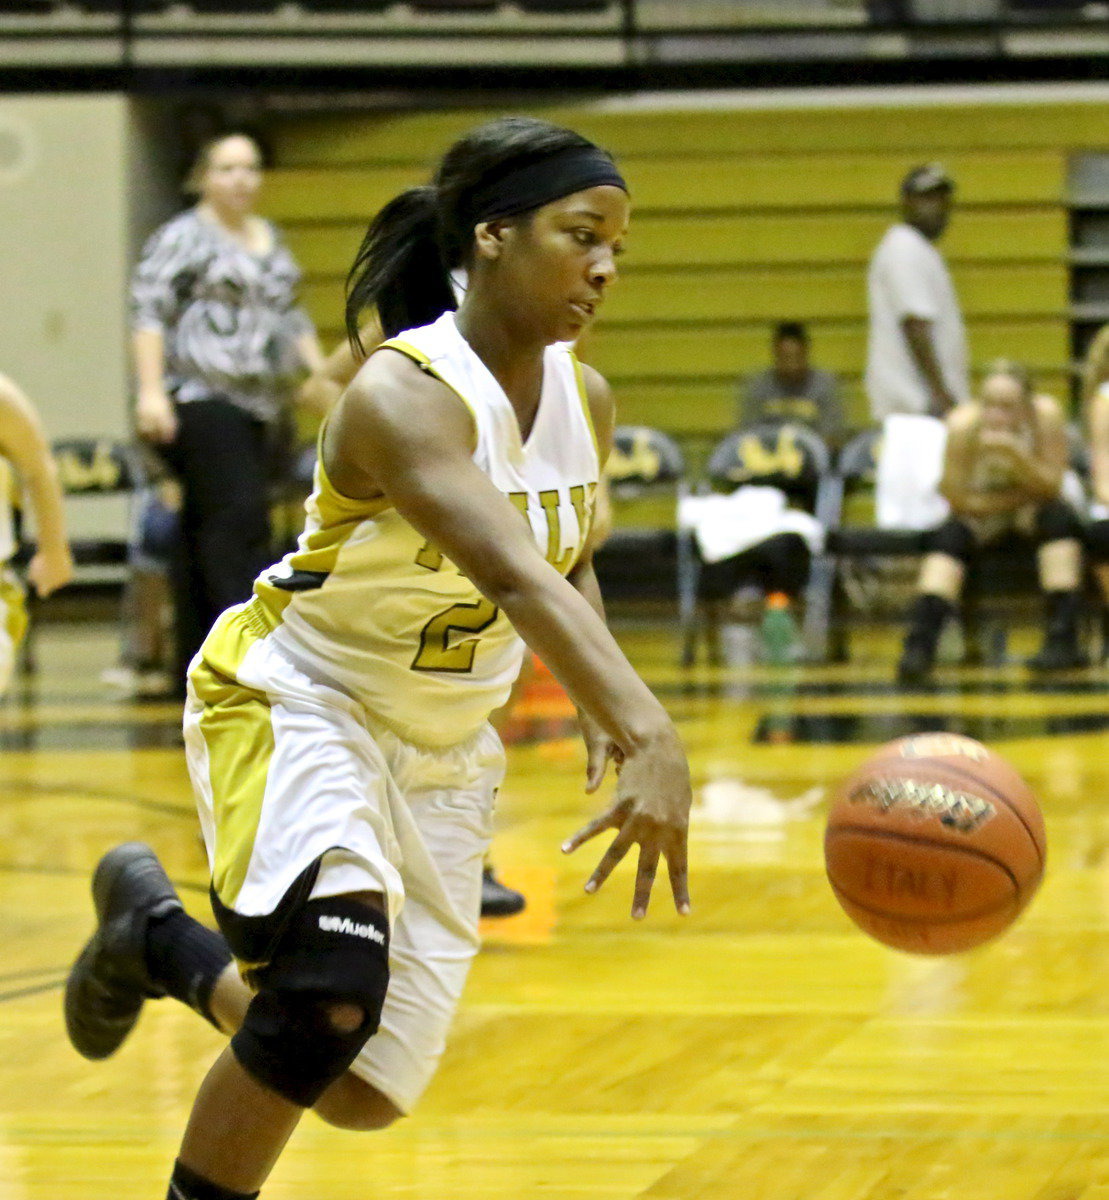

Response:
(344, 185), (455, 350)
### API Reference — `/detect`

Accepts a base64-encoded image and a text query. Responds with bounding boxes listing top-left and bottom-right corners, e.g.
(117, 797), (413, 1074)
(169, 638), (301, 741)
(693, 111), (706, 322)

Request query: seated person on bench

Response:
(897, 359), (1086, 683)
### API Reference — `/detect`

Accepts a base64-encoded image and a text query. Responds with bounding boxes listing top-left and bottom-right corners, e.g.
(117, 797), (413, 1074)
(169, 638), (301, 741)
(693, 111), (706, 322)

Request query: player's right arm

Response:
(325, 350), (691, 919)
(0, 375), (73, 597)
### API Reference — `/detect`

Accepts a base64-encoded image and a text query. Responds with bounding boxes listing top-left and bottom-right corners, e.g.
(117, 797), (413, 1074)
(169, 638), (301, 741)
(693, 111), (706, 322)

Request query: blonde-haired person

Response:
(131, 130), (331, 696)
(897, 359), (1087, 683)
(0, 375), (74, 687)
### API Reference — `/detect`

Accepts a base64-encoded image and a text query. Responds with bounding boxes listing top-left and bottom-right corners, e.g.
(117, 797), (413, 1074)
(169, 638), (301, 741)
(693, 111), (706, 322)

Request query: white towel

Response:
(679, 485), (825, 564)
(875, 413), (950, 530)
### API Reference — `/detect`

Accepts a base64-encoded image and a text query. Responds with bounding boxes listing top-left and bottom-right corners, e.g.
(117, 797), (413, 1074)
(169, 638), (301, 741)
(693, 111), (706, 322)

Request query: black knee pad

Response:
(1034, 499), (1083, 546)
(231, 897), (390, 1108)
(928, 517), (976, 566)
(1088, 518), (1109, 563)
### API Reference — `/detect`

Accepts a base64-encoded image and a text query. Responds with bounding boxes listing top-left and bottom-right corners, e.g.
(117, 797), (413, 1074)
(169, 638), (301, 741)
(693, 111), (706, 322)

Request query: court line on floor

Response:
(0, 778), (194, 818)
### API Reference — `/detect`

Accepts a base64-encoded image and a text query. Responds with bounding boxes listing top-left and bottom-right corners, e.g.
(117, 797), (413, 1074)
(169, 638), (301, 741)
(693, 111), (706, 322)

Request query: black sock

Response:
(167, 1160), (258, 1200)
(145, 910), (233, 1030)
(1044, 589), (1081, 639)
(904, 593), (954, 655)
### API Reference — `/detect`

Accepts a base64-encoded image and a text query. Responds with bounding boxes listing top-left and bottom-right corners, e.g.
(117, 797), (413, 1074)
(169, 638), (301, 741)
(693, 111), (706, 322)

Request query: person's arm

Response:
(0, 375), (73, 597)
(1089, 387), (1109, 508)
(299, 316), (384, 415)
(130, 221), (191, 444)
(327, 352), (690, 919)
(902, 317), (957, 416)
(937, 407), (1020, 517)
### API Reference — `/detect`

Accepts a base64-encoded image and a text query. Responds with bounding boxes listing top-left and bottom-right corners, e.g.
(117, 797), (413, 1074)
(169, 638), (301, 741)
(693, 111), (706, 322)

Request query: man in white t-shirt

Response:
(866, 164), (969, 530)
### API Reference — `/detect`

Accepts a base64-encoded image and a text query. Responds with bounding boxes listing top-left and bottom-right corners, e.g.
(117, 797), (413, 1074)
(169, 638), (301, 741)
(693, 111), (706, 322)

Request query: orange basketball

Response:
(824, 733), (1046, 954)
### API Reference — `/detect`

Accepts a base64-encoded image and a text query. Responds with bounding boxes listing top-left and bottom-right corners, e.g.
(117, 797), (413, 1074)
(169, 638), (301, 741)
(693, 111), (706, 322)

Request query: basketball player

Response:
(897, 359), (1086, 683)
(0, 373), (74, 686)
(64, 117), (691, 1200)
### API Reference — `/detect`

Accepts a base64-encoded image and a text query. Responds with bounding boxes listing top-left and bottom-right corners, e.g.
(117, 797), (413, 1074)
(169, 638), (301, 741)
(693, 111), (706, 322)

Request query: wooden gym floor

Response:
(2, 618), (1109, 1199)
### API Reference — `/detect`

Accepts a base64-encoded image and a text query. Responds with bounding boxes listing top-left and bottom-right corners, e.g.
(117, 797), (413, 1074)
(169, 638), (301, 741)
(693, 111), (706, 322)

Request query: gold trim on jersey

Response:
(569, 351), (600, 462)
(380, 337), (479, 454)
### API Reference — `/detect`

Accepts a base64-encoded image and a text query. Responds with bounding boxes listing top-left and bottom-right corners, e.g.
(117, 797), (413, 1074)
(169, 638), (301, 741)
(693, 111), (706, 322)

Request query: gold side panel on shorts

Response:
(192, 656), (276, 908)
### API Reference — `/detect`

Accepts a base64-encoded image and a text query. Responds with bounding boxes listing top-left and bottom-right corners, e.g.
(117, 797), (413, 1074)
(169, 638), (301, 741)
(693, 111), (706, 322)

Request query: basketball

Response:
(824, 733), (1046, 954)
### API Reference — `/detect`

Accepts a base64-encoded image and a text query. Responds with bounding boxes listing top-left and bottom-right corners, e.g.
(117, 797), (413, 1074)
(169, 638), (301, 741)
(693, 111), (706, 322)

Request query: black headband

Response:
(468, 145), (627, 224)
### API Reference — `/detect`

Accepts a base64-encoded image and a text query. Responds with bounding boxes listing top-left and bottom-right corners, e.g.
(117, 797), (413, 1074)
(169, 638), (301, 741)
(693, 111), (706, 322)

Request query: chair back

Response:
(605, 426), (686, 494)
(705, 421), (829, 505)
(52, 439), (147, 495)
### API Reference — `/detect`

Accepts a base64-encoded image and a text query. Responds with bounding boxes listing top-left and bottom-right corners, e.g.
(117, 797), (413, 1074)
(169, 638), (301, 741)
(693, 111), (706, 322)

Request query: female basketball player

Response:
(65, 116), (691, 1200)
(0, 373), (73, 686)
(897, 359), (1086, 682)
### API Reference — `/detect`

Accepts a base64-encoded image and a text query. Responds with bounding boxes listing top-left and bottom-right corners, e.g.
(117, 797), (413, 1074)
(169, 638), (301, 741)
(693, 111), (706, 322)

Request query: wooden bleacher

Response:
(263, 97), (1109, 447)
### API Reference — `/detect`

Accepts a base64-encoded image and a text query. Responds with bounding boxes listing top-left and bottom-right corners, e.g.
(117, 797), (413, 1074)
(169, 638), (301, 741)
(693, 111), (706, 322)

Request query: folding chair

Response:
(684, 420), (834, 665)
(592, 425), (692, 653)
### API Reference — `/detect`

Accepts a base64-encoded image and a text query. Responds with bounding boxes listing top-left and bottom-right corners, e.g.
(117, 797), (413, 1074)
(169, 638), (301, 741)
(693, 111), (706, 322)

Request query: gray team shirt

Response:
(739, 367), (844, 445)
(131, 208), (314, 423)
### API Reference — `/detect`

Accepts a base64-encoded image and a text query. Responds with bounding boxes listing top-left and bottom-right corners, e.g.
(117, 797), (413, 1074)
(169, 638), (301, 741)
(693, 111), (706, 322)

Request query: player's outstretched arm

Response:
(0, 375), (73, 597)
(326, 351), (690, 919)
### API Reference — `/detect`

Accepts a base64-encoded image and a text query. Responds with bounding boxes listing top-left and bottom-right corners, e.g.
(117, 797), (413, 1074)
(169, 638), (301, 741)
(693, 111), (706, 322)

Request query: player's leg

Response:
(169, 887), (390, 1198)
(64, 840), (400, 1137)
(334, 720), (504, 1127)
(897, 517), (972, 683)
(1028, 499), (1088, 670)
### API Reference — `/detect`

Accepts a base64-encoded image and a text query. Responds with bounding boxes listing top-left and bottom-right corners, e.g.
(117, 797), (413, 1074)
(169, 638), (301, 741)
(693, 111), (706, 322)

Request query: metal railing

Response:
(0, 1), (1104, 74)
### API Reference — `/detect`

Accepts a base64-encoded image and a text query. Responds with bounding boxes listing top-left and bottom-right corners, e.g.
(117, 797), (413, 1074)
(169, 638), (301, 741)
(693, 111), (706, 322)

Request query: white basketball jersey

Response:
(203, 311), (599, 748)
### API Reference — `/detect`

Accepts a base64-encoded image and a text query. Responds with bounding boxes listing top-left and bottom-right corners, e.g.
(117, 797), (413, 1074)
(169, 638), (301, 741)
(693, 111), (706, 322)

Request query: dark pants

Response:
(696, 532), (812, 603)
(162, 398), (273, 692)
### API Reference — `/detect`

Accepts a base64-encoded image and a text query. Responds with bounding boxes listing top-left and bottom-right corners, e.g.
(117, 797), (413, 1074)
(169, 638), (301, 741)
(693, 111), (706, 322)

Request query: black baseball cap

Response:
(901, 163), (955, 195)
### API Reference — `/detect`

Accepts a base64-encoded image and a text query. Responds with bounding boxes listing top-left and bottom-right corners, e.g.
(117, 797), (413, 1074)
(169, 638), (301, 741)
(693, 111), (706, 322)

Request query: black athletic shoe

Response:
(480, 867), (526, 918)
(64, 842), (182, 1060)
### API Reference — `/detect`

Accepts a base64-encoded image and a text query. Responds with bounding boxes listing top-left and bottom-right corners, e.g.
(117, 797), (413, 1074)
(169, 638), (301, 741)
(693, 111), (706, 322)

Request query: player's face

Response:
(502, 185), (630, 343)
(980, 375), (1027, 432)
(200, 135), (263, 217)
(774, 336), (809, 385)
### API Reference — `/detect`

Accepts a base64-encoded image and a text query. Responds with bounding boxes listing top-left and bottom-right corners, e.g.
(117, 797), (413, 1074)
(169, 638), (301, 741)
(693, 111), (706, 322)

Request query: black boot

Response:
(897, 594), (954, 685)
(1028, 590), (1088, 671)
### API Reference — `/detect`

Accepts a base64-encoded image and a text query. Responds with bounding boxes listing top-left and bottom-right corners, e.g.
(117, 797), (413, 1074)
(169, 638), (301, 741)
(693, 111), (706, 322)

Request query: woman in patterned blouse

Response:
(131, 131), (329, 695)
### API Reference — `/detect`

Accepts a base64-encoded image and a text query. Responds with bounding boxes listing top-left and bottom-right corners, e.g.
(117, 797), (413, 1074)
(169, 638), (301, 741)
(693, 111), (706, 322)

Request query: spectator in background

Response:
(131, 131), (332, 696)
(897, 360), (1086, 683)
(1082, 324), (1109, 658)
(866, 163), (969, 530)
(739, 321), (844, 447)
